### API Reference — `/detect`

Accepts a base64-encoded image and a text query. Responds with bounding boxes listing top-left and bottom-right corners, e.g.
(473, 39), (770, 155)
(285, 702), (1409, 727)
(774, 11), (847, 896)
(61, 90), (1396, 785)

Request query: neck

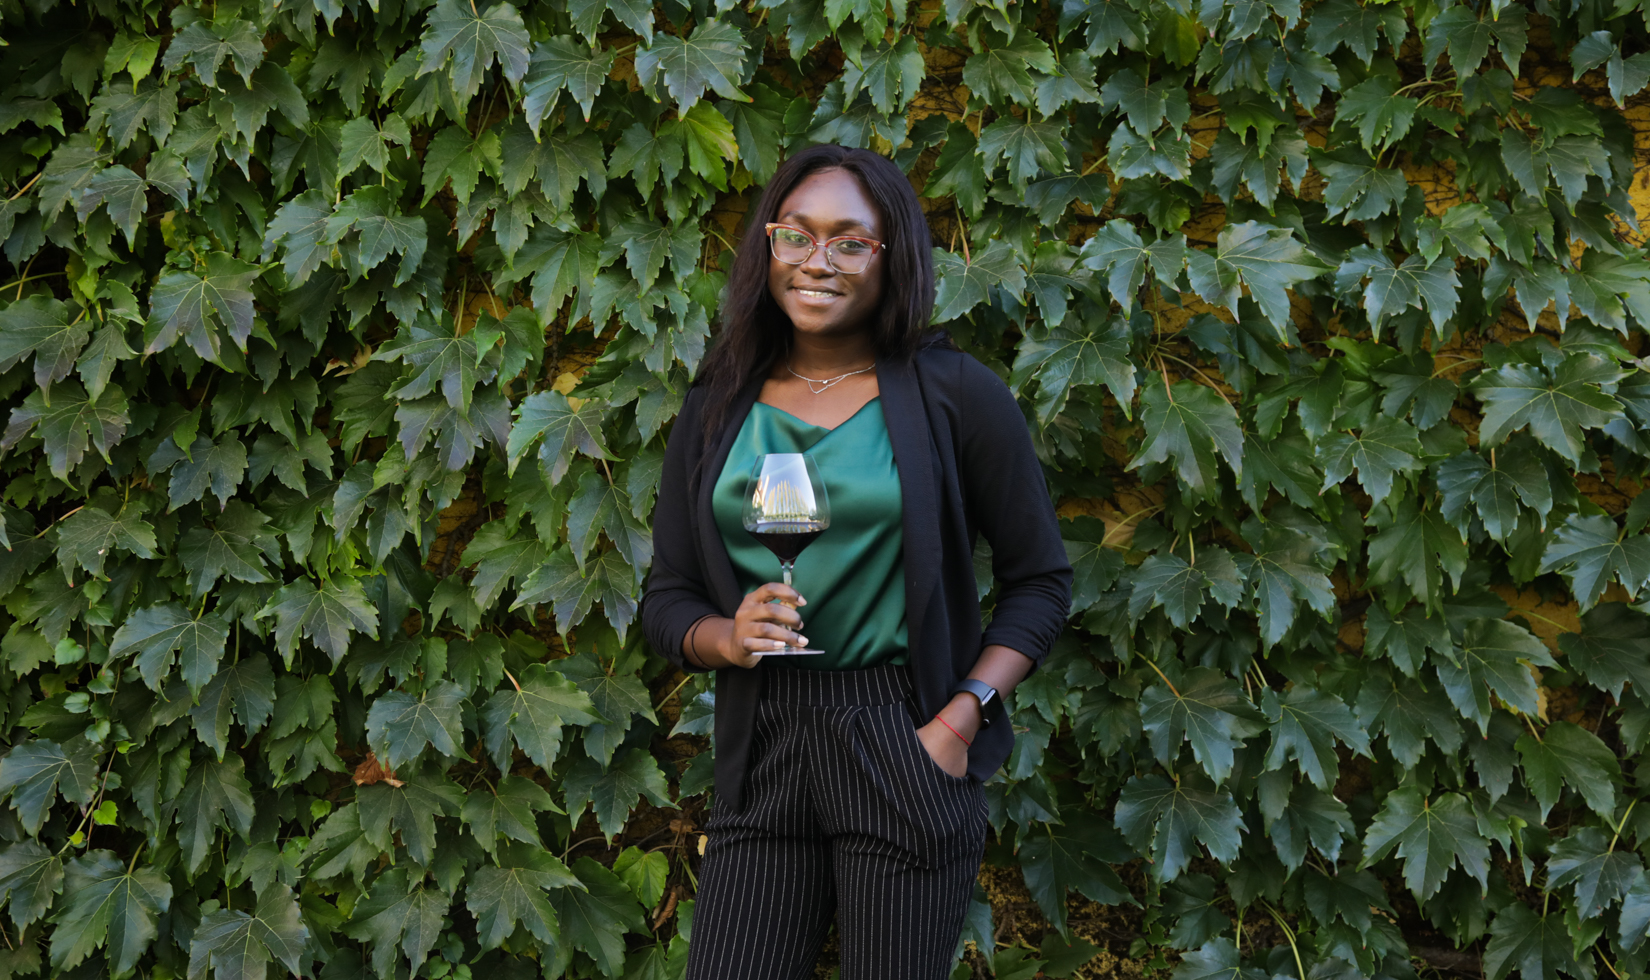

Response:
(788, 331), (876, 376)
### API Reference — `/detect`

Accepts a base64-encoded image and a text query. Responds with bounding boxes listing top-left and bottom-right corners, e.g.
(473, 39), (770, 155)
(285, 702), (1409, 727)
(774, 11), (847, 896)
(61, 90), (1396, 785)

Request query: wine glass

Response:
(742, 453), (830, 655)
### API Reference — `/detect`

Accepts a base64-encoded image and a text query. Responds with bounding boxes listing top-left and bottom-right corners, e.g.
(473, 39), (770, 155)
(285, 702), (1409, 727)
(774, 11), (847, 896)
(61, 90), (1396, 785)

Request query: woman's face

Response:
(766, 167), (886, 344)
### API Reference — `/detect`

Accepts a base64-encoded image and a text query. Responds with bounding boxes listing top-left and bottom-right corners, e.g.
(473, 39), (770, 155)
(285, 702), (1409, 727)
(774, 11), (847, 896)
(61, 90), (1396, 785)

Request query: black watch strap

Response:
(952, 679), (998, 727)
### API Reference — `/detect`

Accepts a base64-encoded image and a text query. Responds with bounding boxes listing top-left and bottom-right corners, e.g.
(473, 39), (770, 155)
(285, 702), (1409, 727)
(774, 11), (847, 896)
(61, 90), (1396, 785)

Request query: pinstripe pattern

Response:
(687, 665), (987, 980)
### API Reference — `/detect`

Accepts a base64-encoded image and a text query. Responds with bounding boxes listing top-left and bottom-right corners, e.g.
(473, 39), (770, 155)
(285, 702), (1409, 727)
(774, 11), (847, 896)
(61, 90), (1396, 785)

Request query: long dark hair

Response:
(694, 144), (936, 446)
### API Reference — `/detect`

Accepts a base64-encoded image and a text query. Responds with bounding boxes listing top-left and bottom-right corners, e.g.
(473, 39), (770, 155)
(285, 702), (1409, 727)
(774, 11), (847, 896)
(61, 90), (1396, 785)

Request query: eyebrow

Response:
(778, 211), (878, 235)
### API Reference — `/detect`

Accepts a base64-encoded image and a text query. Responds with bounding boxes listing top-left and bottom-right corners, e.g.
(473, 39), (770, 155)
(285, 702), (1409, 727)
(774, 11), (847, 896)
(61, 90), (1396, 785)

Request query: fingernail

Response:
(798, 597), (807, 606)
(797, 636), (808, 646)
(773, 640), (786, 649)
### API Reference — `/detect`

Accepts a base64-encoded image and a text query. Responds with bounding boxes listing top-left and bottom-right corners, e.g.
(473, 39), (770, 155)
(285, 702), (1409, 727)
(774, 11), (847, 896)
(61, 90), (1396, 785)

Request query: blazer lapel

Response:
(877, 356), (941, 652)
(695, 375), (764, 616)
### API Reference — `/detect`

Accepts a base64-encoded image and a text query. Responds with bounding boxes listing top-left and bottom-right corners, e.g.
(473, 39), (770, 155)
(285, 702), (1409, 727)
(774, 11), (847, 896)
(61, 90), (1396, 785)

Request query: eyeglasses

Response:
(765, 223), (885, 275)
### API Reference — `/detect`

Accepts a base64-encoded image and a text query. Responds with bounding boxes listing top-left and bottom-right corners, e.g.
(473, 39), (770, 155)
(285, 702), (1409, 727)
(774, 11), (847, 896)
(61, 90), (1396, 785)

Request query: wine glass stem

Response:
(781, 561), (794, 588)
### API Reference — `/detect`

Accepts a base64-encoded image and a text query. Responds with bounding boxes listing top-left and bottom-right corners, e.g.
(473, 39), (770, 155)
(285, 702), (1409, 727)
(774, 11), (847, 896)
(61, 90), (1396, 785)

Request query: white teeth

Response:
(797, 289), (836, 297)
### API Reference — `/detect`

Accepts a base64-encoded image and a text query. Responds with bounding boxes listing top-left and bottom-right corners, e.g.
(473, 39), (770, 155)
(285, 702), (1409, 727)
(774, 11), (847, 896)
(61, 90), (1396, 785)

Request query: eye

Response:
(776, 229), (812, 247)
(835, 240), (870, 254)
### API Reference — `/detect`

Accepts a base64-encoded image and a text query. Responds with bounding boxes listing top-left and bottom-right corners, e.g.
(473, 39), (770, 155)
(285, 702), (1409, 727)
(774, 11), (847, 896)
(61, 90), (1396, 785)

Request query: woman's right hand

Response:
(721, 583), (809, 667)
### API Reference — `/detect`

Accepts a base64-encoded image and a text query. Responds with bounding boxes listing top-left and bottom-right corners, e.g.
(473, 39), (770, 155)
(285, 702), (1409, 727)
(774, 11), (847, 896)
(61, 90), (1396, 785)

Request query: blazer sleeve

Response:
(956, 357), (1073, 668)
(640, 390), (722, 673)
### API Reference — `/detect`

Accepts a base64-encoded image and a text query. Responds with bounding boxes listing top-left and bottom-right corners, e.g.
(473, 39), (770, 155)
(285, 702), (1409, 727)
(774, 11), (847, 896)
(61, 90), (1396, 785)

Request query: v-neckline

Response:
(752, 396), (882, 434)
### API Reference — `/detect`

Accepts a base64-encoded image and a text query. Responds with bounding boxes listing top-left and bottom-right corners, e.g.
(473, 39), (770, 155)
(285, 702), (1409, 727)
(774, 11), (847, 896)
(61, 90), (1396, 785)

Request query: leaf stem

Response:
(31, 505), (86, 540)
(1607, 798), (1636, 852)
(1431, 356), (1481, 378)
(1141, 656), (1180, 698)
(1513, 608), (1569, 633)
(0, 270), (66, 293)
(6, 172), (41, 201)
(1262, 901), (1306, 980)
(1156, 352), (1232, 405)
(654, 673), (694, 713)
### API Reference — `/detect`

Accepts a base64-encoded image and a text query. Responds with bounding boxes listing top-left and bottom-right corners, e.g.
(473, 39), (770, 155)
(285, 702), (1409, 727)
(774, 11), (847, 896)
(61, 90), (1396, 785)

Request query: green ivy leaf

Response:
(186, 888), (307, 980)
(550, 857), (646, 975)
(1130, 381), (1244, 499)
(0, 842), (62, 930)
(324, 185), (428, 286)
(479, 664), (599, 769)
(256, 578), (380, 667)
(523, 37), (614, 126)
(462, 776), (560, 854)
(111, 604), (229, 695)
(1539, 514), (1650, 610)
(842, 36), (924, 113)
(1435, 619), (1557, 733)
(1261, 686), (1371, 789)
(172, 756), (255, 875)
(1516, 721), (1620, 819)
(1315, 415), (1423, 505)
(1185, 221), (1328, 336)
(365, 681), (466, 769)
(1333, 247), (1459, 336)
(418, 0), (532, 99)
(932, 240), (1028, 322)
(161, 21), (264, 87)
(1335, 77), (1418, 151)
(0, 296), (90, 396)
(54, 502), (157, 579)
(0, 740), (99, 836)
(962, 32), (1057, 106)
(1138, 667), (1265, 785)
(49, 850), (172, 977)
(1018, 823), (1133, 936)
(144, 252), (260, 361)
(1549, 827), (1641, 919)
(1560, 603), (1650, 699)
(633, 20), (748, 112)
(1365, 496), (1468, 615)
(357, 772), (464, 866)
(1471, 355), (1624, 465)
(340, 868), (449, 977)
(1484, 903), (1587, 980)
(1009, 315), (1137, 425)
(978, 116), (1067, 191)
(1361, 787), (1487, 899)
(612, 847), (669, 907)
(1114, 773), (1245, 882)
(562, 748), (672, 841)
(1, 380), (130, 482)
(467, 842), (579, 949)
(508, 391), (612, 485)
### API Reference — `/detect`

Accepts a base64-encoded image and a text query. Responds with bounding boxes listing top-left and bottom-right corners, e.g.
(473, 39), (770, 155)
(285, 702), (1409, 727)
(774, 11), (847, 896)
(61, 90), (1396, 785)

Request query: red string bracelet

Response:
(934, 715), (971, 746)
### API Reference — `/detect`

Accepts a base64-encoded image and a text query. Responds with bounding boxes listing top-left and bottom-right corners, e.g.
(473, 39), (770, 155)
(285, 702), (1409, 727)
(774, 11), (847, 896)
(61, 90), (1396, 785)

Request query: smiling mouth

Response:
(793, 288), (840, 298)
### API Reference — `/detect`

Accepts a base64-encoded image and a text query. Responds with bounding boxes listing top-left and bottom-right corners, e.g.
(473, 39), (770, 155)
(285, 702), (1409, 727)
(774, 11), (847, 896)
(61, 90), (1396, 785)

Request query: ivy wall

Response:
(0, 0), (1648, 976)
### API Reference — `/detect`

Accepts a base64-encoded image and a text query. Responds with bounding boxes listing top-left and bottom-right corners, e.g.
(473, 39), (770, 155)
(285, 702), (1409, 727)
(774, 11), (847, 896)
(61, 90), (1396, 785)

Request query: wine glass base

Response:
(755, 646), (824, 656)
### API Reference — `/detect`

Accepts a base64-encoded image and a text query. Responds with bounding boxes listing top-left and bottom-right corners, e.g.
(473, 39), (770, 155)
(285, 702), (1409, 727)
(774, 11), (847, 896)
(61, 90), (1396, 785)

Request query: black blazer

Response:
(640, 345), (1073, 809)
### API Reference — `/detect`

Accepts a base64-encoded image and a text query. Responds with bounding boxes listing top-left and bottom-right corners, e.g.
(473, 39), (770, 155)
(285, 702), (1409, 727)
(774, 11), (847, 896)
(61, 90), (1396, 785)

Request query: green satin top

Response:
(712, 398), (908, 670)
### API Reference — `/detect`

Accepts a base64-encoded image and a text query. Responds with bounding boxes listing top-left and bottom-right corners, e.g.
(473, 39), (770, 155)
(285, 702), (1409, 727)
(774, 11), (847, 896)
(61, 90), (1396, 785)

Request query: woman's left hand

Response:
(915, 719), (970, 777)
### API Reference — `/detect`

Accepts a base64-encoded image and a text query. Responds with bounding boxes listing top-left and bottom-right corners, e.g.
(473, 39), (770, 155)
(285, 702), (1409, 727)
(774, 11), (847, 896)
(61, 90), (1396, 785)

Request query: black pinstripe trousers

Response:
(686, 664), (987, 980)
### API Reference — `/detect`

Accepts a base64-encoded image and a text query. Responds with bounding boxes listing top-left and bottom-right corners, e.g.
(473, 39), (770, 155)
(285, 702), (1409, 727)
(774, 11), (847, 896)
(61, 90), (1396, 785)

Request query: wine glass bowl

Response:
(742, 453), (830, 655)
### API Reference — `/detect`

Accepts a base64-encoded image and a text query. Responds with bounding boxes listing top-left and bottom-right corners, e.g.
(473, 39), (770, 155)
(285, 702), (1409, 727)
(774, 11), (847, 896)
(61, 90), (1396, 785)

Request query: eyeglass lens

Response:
(769, 229), (874, 274)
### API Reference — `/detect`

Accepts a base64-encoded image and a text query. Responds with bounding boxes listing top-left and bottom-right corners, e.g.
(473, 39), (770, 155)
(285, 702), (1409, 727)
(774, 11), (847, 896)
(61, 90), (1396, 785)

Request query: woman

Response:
(640, 144), (1072, 980)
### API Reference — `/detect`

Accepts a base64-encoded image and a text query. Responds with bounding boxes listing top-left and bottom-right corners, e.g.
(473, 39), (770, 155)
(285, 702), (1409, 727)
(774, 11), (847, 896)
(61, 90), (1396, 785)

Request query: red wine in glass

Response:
(742, 454), (830, 655)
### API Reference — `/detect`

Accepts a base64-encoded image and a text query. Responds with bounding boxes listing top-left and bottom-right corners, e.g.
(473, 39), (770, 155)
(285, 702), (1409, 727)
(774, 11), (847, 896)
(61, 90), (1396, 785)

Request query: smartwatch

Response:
(951, 679), (998, 727)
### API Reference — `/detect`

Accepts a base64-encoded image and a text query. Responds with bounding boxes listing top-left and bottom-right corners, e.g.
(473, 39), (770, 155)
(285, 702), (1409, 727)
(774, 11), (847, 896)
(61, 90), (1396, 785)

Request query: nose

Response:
(798, 243), (835, 277)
